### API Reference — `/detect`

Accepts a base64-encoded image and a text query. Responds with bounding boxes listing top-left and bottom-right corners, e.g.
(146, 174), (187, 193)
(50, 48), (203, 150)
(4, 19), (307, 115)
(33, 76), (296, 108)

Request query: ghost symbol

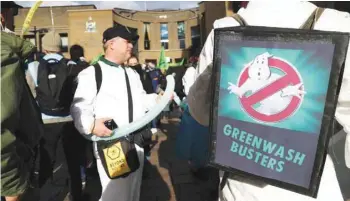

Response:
(227, 52), (306, 116)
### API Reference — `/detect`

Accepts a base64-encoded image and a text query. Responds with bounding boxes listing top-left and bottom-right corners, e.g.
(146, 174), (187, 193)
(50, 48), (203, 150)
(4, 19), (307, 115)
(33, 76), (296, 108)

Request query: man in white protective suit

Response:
(70, 26), (161, 201)
(186, 1), (350, 201)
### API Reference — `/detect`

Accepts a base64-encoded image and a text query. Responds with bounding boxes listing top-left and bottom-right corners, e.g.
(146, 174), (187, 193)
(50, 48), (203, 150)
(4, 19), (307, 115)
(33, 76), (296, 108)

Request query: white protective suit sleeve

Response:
(335, 29), (350, 168)
(182, 67), (196, 96)
(70, 66), (96, 135)
(329, 11), (350, 168)
(338, 42), (350, 168)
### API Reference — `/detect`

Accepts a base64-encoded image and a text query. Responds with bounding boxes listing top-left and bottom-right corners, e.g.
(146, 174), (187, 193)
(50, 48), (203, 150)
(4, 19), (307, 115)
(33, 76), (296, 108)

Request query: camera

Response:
(104, 119), (118, 130)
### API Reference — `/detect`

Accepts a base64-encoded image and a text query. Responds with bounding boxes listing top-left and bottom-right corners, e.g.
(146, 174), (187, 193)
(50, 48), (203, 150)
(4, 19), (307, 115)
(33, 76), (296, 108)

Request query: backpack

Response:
(36, 57), (73, 116)
(67, 59), (90, 98)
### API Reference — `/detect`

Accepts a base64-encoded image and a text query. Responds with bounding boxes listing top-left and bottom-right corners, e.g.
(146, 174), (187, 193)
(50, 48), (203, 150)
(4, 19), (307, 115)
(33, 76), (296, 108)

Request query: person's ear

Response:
(111, 39), (119, 50)
(0, 13), (5, 26)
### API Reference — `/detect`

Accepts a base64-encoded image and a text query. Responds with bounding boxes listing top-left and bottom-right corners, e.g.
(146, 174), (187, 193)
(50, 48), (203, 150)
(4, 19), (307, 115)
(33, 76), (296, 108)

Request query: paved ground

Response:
(140, 115), (214, 201)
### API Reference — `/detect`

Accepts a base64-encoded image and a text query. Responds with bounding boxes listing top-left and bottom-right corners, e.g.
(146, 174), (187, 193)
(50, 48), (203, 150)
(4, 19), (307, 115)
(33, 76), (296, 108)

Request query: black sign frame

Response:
(209, 26), (349, 197)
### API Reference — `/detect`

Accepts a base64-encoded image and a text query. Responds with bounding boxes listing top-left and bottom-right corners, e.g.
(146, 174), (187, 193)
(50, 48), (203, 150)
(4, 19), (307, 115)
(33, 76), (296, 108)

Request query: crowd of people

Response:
(1, 1), (350, 201)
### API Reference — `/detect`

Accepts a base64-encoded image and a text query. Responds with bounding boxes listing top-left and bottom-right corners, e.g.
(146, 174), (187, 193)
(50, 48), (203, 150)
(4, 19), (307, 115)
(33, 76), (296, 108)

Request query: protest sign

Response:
(209, 26), (349, 197)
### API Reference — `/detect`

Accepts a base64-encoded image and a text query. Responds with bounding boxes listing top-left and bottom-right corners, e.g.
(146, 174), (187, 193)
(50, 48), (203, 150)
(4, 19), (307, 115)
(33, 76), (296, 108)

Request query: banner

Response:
(209, 26), (349, 197)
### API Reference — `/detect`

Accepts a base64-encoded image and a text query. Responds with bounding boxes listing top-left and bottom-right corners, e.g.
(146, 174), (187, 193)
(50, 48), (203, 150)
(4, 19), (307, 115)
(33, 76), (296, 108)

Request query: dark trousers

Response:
(21, 121), (102, 201)
(21, 122), (70, 201)
(62, 123), (86, 201)
(64, 123), (102, 201)
(192, 167), (220, 201)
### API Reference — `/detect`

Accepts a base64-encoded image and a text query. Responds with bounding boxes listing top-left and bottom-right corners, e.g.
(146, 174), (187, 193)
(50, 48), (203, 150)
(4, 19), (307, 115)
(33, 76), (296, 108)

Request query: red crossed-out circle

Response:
(237, 57), (303, 123)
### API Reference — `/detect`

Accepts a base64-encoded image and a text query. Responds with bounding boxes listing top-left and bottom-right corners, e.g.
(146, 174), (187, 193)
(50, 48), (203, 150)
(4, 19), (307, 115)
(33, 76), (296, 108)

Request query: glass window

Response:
(191, 25), (200, 38)
(177, 21), (185, 39)
(144, 22), (151, 50)
(191, 25), (200, 53)
(160, 23), (169, 49)
(177, 21), (185, 49)
(179, 40), (185, 49)
(161, 42), (169, 50)
(160, 23), (168, 41)
(59, 33), (68, 53)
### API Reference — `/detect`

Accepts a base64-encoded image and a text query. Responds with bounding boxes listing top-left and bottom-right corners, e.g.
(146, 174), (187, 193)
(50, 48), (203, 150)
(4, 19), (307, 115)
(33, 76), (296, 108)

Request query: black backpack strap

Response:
(300, 7), (325, 30)
(232, 13), (247, 26)
(220, 171), (230, 190)
(93, 63), (102, 95)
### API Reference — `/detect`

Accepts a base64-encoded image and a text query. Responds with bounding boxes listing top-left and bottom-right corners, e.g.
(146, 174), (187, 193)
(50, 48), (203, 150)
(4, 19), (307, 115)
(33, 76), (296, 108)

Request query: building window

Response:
(160, 23), (168, 50)
(144, 22), (151, 50)
(191, 25), (200, 53)
(59, 33), (68, 53)
(177, 21), (185, 49)
(161, 42), (169, 49)
(179, 40), (186, 49)
(191, 25), (200, 39)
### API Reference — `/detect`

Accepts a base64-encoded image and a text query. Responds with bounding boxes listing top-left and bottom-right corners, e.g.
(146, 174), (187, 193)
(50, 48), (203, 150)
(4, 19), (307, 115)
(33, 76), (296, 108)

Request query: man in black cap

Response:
(71, 26), (161, 201)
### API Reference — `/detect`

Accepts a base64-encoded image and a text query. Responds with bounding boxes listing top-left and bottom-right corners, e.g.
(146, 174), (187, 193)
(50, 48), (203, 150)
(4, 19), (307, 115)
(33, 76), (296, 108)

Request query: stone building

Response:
(14, 5), (96, 58)
(14, 5), (201, 63)
(14, 2), (349, 62)
(112, 8), (200, 64)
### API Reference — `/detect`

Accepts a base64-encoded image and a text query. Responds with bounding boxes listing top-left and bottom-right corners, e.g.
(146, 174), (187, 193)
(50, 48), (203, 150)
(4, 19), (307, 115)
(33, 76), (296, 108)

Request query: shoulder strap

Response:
(220, 172), (230, 190)
(124, 68), (133, 123)
(232, 13), (247, 26)
(300, 7), (325, 30)
(93, 63), (102, 95)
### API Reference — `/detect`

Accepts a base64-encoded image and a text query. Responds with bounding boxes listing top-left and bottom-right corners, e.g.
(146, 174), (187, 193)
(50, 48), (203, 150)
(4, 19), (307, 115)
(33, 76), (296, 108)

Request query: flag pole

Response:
(50, 6), (55, 31)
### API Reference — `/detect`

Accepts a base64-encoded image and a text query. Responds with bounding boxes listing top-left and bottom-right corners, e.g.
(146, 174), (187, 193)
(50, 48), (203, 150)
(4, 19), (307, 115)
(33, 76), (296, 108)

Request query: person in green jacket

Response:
(1, 2), (43, 201)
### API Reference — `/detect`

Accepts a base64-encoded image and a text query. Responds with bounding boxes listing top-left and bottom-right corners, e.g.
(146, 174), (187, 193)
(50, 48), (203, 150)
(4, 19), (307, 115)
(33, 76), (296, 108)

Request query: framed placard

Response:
(209, 26), (349, 197)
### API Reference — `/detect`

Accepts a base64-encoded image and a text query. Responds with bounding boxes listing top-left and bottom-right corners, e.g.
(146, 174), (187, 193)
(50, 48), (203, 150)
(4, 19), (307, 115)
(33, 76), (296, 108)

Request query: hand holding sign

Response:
(281, 83), (306, 99)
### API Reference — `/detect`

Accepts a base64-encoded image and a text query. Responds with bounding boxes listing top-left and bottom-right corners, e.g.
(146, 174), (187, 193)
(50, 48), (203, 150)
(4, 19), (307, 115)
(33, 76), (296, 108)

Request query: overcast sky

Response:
(15, 1), (199, 10)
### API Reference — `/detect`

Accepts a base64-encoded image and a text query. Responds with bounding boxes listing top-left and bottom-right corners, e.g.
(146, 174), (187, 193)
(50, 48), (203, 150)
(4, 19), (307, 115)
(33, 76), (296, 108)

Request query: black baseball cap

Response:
(1, 1), (22, 14)
(1, 1), (22, 9)
(102, 26), (139, 44)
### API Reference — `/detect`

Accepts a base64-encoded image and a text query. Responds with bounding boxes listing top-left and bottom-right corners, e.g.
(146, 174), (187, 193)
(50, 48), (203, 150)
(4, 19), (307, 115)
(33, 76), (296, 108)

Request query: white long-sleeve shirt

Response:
(187, 1), (350, 201)
(182, 66), (196, 96)
(70, 58), (158, 135)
